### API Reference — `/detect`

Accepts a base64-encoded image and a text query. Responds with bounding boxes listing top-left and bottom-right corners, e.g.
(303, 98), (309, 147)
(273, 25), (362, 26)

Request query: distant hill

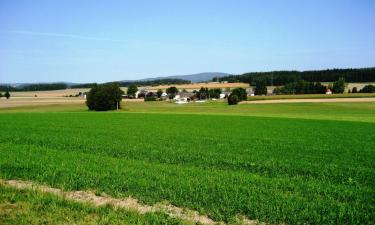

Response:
(140, 72), (231, 83)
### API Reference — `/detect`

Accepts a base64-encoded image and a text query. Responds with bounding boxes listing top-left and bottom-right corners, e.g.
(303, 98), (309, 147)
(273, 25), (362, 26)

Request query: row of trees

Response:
(72, 79), (190, 89)
(271, 78), (347, 95)
(193, 87), (222, 99)
(0, 83), (68, 92)
(217, 68), (375, 85)
(273, 81), (327, 94)
(127, 85), (225, 101)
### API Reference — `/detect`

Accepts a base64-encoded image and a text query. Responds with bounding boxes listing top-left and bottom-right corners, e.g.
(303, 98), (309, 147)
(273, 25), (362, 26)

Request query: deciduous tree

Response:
(86, 83), (124, 111)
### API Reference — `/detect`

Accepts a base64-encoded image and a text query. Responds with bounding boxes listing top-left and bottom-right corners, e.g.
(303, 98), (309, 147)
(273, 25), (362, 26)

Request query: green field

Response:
(0, 185), (188, 225)
(247, 93), (375, 101)
(0, 102), (374, 224)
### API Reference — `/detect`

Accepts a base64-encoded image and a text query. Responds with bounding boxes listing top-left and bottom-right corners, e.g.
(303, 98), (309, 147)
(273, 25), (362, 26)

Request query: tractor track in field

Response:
(0, 179), (263, 225)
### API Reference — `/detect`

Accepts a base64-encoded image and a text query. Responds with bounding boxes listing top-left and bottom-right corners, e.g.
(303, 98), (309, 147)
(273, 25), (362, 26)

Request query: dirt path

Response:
(0, 179), (262, 225)
(243, 97), (375, 104)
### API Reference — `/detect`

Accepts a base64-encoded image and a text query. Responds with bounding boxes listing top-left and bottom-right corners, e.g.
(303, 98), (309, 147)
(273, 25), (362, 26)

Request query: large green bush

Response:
(86, 83), (124, 111)
(360, 85), (375, 93)
(230, 88), (247, 101)
(332, 77), (346, 93)
(127, 84), (138, 98)
(227, 94), (239, 105)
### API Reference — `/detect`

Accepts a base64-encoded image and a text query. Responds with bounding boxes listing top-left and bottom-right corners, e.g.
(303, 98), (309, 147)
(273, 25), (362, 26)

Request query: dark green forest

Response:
(0, 83), (68, 92)
(216, 68), (375, 85)
(71, 78), (191, 89)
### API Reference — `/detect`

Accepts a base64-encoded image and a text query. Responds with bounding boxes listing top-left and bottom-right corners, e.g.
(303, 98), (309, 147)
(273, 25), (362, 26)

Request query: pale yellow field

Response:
(9, 88), (90, 98)
(0, 97), (85, 108)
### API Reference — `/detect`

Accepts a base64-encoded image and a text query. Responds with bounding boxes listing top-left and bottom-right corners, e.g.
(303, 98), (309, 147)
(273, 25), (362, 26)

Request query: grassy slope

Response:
(0, 185), (188, 225)
(247, 93), (375, 101)
(0, 110), (374, 224)
(122, 101), (375, 123)
(2, 101), (375, 123)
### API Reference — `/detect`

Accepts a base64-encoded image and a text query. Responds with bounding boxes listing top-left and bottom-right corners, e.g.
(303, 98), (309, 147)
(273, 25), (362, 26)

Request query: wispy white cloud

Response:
(1, 30), (126, 42)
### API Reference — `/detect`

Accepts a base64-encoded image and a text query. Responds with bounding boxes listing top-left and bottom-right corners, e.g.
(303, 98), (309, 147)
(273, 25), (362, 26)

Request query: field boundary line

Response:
(0, 179), (264, 225)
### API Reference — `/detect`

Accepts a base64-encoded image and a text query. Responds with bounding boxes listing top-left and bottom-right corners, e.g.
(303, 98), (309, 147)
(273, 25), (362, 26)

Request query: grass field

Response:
(0, 185), (188, 225)
(247, 93), (375, 101)
(0, 101), (374, 224)
(2, 100), (375, 123)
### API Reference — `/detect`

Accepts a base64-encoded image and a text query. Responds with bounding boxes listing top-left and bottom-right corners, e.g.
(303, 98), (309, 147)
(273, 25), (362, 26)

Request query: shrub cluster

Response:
(227, 88), (247, 105)
(144, 92), (157, 101)
(194, 87), (222, 99)
(359, 84), (375, 93)
(332, 77), (346, 93)
(227, 94), (239, 105)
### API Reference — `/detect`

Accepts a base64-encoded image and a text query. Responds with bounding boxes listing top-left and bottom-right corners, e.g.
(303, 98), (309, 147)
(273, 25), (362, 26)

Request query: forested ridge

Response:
(216, 68), (375, 85)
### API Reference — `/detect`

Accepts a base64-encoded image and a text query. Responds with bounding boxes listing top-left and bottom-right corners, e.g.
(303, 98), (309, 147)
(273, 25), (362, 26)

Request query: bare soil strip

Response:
(0, 179), (262, 225)
(243, 97), (375, 104)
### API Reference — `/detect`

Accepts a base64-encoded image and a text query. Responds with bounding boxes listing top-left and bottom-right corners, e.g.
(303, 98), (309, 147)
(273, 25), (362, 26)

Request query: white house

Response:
(135, 91), (140, 98)
(173, 95), (181, 100)
(175, 98), (189, 104)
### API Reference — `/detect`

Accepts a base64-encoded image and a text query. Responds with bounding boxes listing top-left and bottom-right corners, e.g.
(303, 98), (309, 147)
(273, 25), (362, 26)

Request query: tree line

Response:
(0, 79), (191, 92)
(0, 83), (68, 92)
(71, 79), (191, 89)
(216, 68), (375, 85)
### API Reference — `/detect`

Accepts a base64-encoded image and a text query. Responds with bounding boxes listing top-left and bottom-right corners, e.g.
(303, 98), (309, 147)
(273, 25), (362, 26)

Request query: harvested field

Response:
(0, 97), (85, 108)
(9, 88), (90, 97)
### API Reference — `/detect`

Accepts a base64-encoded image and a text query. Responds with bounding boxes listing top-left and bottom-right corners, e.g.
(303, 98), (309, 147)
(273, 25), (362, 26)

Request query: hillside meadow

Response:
(0, 101), (374, 224)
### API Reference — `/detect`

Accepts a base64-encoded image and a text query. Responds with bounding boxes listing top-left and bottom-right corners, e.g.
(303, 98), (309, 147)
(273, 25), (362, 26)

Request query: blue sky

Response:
(1, 0), (374, 83)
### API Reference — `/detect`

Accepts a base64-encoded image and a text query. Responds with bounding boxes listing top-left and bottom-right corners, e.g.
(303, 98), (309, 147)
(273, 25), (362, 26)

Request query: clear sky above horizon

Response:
(1, 0), (374, 83)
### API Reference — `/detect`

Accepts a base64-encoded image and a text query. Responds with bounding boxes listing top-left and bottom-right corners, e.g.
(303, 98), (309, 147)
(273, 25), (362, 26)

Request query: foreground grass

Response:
(0, 185), (188, 225)
(0, 112), (374, 224)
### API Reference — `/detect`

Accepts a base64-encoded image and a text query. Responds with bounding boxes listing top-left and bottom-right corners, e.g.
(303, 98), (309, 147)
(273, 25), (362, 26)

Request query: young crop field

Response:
(0, 102), (374, 224)
(0, 185), (188, 225)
